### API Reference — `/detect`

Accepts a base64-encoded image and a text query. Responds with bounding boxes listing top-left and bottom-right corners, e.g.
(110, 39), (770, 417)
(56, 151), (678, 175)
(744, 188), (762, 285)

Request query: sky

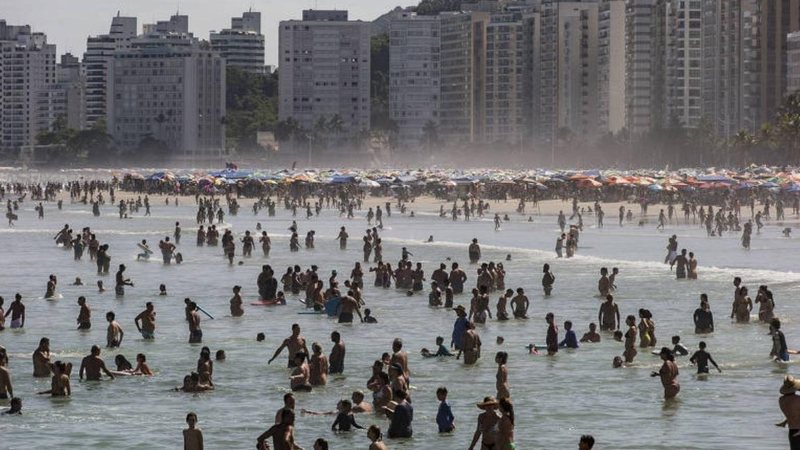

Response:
(3, 0), (410, 66)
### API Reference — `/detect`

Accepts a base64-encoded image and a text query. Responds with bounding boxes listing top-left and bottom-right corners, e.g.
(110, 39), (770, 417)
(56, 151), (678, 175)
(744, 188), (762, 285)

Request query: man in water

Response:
(339, 292), (363, 323)
(598, 294), (620, 331)
(337, 226), (348, 250)
(674, 249), (688, 279)
(329, 331), (346, 375)
(390, 339), (411, 382)
(76, 296), (91, 330)
(106, 311), (124, 347)
(598, 268), (611, 297)
(450, 263), (467, 294)
(510, 288), (529, 319)
(0, 354), (12, 399)
(114, 264), (133, 296)
(269, 324), (309, 368)
(79, 345), (115, 381)
(134, 302), (156, 339)
(580, 323), (601, 343)
(257, 265), (278, 301)
(468, 238), (481, 264)
(689, 341), (721, 374)
(187, 302), (202, 343)
(545, 312), (559, 356)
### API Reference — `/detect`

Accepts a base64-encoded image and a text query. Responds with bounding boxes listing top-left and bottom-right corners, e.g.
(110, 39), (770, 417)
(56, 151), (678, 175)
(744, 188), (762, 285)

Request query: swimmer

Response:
(580, 323), (601, 343)
(329, 331), (345, 374)
(5, 294), (24, 329)
(72, 277), (84, 286)
(106, 311), (124, 347)
(689, 341), (721, 374)
(598, 295), (620, 331)
(183, 412), (204, 450)
(134, 302), (156, 339)
(79, 345), (115, 381)
(97, 280), (105, 293)
(230, 285), (244, 317)
(76, 296), (91, 330)
(363, 308), (377, 323)
(651, 347), (680, 399)
(421, 336), (453, 357)
(159, 284), (167, 295)
(268, 324), (309, 368)
(368, 425), (388, 450)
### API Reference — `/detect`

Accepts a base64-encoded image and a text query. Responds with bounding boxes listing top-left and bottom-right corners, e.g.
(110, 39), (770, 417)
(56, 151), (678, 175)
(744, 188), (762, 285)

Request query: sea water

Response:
(1, 196), (798, 449)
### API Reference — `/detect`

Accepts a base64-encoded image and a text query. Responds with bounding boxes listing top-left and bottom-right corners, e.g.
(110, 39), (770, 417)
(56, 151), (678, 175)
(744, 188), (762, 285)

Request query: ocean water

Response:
(1, 196), (799, 449)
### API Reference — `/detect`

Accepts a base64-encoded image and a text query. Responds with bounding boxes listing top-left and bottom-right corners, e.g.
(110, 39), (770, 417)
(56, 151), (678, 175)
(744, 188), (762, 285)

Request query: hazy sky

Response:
(4, 0), (409, 66)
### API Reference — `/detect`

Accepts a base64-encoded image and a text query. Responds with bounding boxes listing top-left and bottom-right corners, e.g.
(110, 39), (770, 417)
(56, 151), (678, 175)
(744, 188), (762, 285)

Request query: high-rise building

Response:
(484, 12), (529, 144)
(388, 12), (441, 149)
(755, 0), (800, 127)
(664, 0), (703, 128)
(107, 26), (226, 161)
(439, 11), (489, 144)
(84, 14), (137, 127)
(211, 10), (266, 74)
(788, 30), (800, 94)
(142, 14), (189, 35)
(597, 0), (626, 134)
(624, 0), (666, 135)
(538, 1), (599, 140)
(46, 53), (86, 131)
(0, 21), (56, 156)
(278, 10), (371, 138)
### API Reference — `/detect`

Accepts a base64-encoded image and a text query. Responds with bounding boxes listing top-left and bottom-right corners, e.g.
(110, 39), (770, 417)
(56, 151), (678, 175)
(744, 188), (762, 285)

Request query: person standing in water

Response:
(106, 311), (124, 347)
(114, 264), (133, 296)
(134, 302), (156, 339)
(76, 296), (91, 330)
(269, 324), (309, 368)
(689, 341), (722, 374)
(542, 264), (555, 297)
(651, 347), (680, 400)
(495, 351), (510, 399)
(183, 412), (203, 450)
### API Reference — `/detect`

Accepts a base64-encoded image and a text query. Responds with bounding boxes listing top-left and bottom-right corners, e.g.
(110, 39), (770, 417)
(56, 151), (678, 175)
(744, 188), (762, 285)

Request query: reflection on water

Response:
(0, 198), (797, 449)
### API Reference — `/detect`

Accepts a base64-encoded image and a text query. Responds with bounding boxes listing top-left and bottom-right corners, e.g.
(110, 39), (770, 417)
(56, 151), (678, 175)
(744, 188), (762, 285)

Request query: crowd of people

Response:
(0, 174), (798, 448)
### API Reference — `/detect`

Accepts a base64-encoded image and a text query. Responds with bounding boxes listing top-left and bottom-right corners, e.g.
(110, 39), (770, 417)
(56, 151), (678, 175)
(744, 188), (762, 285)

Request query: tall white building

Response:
(84, 14), (137, 127)
(211, 10), (266, 74)
(278, 10), (371, 138)
(389, 12), (441, 148)
(107, 29), (226, 162)
(0, 21), (56, 156)
(597, 0), (625, 134)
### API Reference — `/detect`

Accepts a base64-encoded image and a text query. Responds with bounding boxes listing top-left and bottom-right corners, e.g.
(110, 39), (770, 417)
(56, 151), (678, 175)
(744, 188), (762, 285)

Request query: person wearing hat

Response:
(779, 375), (800, 448)
(651, 347), (679, 399)
(468, 396), (501, 450)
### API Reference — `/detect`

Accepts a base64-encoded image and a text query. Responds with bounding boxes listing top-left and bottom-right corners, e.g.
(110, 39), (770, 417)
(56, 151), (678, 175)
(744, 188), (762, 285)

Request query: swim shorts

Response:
(780, 352), (790, 362)
(190, 330), (203, 342)
(78, 322), (91, 330)
(141, 330), (154, 339)
(10, 319), (22, 329)
(338, 312), (354, 323)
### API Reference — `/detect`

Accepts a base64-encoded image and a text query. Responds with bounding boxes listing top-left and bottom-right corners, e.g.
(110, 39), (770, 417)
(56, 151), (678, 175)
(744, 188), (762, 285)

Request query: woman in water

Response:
(652, 347), (680, 399)
(290, 352), (312, 392)
(309, 342), (328, 386)
(623, 315), (638, 364)
(495, 351), (510, 399)
(497, 397), (516, 450)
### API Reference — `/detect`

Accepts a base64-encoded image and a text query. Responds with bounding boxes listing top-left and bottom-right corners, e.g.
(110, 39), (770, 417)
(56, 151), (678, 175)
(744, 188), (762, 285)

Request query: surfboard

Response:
(297, 311), (324, 315)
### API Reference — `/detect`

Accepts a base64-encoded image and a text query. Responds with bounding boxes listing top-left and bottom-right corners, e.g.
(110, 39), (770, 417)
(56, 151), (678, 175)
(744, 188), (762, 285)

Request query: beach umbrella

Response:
(359, 179), (380, 188)
(648, 184), (663, 191)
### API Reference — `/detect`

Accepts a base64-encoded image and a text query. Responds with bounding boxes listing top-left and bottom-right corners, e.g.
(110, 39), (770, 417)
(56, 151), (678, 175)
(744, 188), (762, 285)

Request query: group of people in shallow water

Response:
(1, 179), (798, 448)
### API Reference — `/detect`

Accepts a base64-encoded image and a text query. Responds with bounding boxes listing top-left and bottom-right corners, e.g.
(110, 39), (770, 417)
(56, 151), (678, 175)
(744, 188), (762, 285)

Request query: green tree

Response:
(225, 67), (280, 153)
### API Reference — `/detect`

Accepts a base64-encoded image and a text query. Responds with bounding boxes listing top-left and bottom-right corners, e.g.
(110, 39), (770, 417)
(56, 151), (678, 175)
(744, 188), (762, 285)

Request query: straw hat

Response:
(476, 396), (498, 409)
(781, 376), (800, 395)
(453, 305), (466, 314)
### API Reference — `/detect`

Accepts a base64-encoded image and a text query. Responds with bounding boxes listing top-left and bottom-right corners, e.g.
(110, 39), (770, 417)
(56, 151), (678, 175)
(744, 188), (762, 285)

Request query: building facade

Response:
(597, 0), (625, 134)
(439, 11), (489, 144)
(84, 14), (137, 128)
(388, 12), (441, 148)
(46, 53), (86, 131)
(107, 32), (226, 161)
(0, 21), (56, 156)
(211, 10), (266, 74)
(278, 10), (371, 139)
(788, 31), (800, 94)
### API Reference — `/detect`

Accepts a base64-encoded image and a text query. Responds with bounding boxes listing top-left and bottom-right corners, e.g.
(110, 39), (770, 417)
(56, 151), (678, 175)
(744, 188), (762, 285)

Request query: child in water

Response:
(421, 336), (453, 357)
